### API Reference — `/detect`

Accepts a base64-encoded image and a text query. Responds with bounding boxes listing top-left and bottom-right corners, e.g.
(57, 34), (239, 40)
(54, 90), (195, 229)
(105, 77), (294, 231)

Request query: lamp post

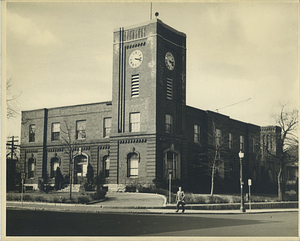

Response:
(169, 171), (172, 204)
(238, 151), (246, 212)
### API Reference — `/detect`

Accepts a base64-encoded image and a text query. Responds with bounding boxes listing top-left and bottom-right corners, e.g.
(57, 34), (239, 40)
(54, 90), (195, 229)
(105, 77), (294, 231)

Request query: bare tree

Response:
(272, 104), (298, 200)
(198, 120), (232, 196)
(6, 78), (20, 119)
(60, 120), (80, 199)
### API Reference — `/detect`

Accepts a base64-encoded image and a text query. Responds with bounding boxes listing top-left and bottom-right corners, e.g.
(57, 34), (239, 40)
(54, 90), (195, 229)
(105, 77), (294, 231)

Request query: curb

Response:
(6, 205), (298, 215)
(7, 201), (299, 211)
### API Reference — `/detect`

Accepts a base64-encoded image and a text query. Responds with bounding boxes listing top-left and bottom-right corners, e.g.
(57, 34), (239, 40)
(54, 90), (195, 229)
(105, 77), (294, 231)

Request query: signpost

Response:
(169, 172), (172, 204)
(248, 179), (252, 210)
(21, 173), (25, 206)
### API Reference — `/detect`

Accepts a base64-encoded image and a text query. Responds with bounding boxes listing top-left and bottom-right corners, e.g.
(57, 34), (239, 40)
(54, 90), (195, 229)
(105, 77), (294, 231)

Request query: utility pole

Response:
(6, 136), (19, 192)
(6, 136), (19, 160)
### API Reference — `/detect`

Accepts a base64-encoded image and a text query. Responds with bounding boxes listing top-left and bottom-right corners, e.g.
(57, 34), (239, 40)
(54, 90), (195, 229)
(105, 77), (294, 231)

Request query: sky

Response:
(4, 1), (299, 137)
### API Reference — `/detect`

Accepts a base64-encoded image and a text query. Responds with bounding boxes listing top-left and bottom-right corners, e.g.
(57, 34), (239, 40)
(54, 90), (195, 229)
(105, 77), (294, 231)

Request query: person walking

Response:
(175, 187), (185, 213)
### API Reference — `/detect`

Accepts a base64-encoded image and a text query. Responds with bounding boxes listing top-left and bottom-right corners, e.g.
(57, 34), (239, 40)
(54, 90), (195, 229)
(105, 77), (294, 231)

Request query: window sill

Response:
(129, 176), (138, 178)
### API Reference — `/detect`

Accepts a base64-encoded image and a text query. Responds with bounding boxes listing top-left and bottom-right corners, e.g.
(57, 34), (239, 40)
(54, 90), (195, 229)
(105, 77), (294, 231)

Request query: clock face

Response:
(129, 50), (143, 68)
(165, 52), (175, 70)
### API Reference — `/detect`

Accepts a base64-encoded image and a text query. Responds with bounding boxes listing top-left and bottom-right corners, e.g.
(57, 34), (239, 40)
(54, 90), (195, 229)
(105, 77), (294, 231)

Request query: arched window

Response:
(269, 134), (272, 150)
(28, 158), (35, 178)
(74, 155), (88, 181)
(103, 156), (110, 178)
(51, 157), (60, 178)
(127, 153), (139, 177)
(263, 135), (267, 151)
(164, 150), (180, 179)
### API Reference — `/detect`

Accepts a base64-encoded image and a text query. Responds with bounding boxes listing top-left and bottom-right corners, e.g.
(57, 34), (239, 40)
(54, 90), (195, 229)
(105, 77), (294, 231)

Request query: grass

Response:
(6, 189), (106, 204)
(7, 189), (282, 205)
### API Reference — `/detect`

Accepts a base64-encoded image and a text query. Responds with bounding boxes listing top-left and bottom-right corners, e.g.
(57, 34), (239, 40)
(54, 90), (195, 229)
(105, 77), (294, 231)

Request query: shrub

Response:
(64, 198), (75, 204)
(77, 195), (92, 204)
(6, 193), (20, 201)
(84, 183), (95, 192)
(183, 193), (242, 204)
(33, 195), (45, 202)
(125, 186), (136, 192)
(91, 189), (107, 200)
(52, 197), (60, 203)
(23, 195), (32, 201)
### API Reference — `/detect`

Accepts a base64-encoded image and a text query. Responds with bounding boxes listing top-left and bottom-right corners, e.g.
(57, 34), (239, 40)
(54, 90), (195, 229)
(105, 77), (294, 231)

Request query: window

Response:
(28, 158), (35, 178)
(166, 78), (173, 100)
(268, 134), (272, 150)
(103, 156), (110, 177)
(131, 74), (139, 97)
(29, 124), (36, 142)
(164, 151), (180, 179)
(129, 113), (140, 132)
(263, 135), (266, 151)
(252, 138), (258, 152)
(51, 158), (60, 178)
(194, 125), (200, 143)
(51, 123), (60, 141)
(165, 114), (173, 133)
(76, 120), (86, 139)
(128, 153), (138, 177)
(229, 133), (233, 149)
(218, 162), (225, 179)
(240, 135), (244, 151)
(103, 118), (111, 137)
(216, 129), (222, 146)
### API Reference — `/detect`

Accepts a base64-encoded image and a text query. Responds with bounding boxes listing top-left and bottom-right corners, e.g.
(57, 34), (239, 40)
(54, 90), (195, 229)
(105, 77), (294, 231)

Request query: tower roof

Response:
(114, 18), (186, 38)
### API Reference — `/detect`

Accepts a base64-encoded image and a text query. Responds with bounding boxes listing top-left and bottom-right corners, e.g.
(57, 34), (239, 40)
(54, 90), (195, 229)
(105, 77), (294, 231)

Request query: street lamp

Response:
(169, 171), (173, 204)
(238, 151), (246, 212)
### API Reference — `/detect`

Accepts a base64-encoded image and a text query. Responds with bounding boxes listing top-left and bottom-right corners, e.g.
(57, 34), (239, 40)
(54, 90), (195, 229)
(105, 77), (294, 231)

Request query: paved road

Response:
(6, 209), (298, 237)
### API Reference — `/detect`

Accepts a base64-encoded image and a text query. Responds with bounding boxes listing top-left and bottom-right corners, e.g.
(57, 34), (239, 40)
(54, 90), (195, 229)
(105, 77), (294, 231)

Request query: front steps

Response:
(57, 184), (81, 193)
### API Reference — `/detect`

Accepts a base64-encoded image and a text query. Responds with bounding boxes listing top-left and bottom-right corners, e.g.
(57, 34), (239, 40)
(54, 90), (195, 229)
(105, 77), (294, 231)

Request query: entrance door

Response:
(74, 155), (88, 184)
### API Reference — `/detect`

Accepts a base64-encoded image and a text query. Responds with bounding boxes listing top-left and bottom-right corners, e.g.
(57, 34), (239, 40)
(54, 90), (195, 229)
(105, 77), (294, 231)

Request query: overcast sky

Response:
(4, 1), (298, 137)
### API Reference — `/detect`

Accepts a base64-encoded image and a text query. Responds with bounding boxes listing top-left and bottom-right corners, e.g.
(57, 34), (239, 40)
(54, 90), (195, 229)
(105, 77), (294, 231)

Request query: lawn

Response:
(6, 189), (283, 205)
(6, 189), (106, 204)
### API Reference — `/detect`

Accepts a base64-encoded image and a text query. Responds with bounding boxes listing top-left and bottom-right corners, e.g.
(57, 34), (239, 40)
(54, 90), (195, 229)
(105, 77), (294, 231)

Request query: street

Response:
(6, 209), (298, 237)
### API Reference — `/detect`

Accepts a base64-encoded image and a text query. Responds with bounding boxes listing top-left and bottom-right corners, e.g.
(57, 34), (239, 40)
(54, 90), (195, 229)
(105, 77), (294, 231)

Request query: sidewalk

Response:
(6, 201), (298, 214)
(6, 192), (298, 214)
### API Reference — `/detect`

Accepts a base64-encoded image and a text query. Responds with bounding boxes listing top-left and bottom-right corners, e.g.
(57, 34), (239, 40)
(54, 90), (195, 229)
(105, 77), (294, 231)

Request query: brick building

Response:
(19, 19), (281, 192)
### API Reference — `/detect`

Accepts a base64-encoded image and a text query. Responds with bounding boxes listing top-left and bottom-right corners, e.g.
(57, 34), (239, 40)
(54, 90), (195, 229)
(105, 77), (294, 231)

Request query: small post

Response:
(248, 179), (252, 211)
(238, 151), (246, 212)
(21, 178), (24, 206)
(169, 171), (172, 204)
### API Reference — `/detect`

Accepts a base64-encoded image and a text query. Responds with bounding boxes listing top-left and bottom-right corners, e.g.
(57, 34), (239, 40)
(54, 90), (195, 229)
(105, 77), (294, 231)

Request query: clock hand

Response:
(135, 57), (142, 61)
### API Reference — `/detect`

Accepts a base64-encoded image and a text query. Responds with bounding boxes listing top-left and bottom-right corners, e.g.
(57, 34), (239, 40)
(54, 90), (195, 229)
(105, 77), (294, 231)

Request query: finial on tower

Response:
(155, 12), (159, 18)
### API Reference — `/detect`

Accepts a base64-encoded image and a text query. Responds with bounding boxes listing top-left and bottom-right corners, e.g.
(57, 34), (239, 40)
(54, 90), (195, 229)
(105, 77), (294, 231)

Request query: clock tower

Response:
(110, 19), (186, 186)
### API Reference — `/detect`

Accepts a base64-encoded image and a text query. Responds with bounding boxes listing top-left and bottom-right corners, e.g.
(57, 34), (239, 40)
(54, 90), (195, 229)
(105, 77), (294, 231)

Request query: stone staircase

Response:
(104, 184), (126, 192)
(57, 184), (81, 193)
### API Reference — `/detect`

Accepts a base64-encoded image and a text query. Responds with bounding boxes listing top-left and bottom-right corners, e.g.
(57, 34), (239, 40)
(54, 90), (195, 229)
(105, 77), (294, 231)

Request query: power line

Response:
(216, 98), (251, 113)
